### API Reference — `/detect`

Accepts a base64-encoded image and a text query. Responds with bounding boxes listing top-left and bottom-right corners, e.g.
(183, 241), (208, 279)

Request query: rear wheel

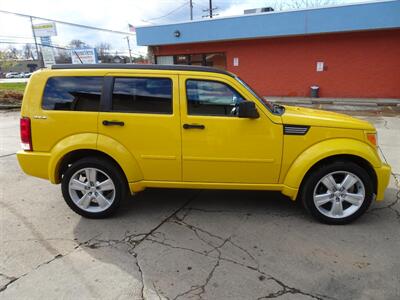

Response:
(300, 161), (373, 224)
(61, 157), (128, 218)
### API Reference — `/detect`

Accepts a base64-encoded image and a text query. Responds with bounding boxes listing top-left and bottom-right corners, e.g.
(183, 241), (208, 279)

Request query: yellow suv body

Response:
(17, 64), (391, 224)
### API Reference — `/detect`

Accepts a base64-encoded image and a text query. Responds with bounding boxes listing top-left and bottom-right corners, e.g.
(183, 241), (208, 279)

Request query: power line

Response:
(0, 35), (34, 40)
(0, 41), (76, 51)
(193, 0), (209, 11)
(142, 1), (190, 22)
(0, 39), (143, 54)
(0, 41), (144, 57)
(0, 9), (135, 36)
(202, 0), (219, 18)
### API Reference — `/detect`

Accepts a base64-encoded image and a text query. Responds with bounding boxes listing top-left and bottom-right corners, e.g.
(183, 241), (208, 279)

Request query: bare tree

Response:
(69, 39), (88, 49)
(133, 55), (147, 64)
(6, 47), (19, 59)
(0, 50), (17, 72)
(23, 44), (34, 60)
(96, 42), (111, 62)
(55, 49), (72, 64)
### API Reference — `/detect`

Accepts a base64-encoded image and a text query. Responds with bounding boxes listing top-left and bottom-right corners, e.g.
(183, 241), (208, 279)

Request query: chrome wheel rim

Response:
(68, 168), (115, 213)
(313, 171), (365, 219)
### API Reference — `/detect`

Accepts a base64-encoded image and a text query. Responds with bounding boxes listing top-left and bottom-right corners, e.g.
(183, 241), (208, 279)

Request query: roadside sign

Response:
(39, 36), (55, 67)
(40, 36), (52, 46)
(41, 46), (56, 67)
(33, 22), (57, 37)
(71, 48), (98, 64)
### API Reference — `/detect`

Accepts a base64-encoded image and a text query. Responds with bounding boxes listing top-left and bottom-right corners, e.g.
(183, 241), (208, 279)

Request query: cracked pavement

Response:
(1, 110), (399, 299)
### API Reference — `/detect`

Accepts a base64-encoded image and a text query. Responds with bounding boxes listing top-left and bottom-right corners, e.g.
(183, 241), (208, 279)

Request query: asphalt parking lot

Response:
(0, 110), (399, 300)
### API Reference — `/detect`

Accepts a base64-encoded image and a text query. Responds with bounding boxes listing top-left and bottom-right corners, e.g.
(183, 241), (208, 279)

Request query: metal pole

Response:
(209, 0), (213, 18)
(190, 0), (193, 20)
(125, 36), (133, 63)
(30, 16), (43, 68)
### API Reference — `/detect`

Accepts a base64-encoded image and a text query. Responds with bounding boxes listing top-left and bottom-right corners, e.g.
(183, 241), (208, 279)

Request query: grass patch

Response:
(0, 83), (26, 105)
(0, 82), (27, 92)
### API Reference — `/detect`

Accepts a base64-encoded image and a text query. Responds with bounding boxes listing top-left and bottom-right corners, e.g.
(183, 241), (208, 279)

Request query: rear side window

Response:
(42, 77), (103, 111)
(112, 77), (172, 114)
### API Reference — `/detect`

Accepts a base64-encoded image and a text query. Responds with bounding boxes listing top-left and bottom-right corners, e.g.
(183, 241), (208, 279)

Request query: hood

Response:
(281, 106), (375, 130)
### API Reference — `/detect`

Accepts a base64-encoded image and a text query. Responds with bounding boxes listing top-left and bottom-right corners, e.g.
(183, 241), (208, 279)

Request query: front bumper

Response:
(375, 163), (391, 201)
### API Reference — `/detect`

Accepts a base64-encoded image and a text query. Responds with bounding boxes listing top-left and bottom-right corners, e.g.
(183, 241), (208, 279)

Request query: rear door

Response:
(98, 73), (181, 181)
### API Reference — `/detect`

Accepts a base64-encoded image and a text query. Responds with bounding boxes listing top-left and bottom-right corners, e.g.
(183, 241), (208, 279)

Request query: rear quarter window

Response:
(42, 76), (103, 111)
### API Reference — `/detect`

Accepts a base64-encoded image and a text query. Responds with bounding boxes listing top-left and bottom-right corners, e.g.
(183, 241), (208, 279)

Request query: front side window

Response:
(186, 80), (245, 116)
(112, 77), (172, 114)
(42, 76), (102, 111)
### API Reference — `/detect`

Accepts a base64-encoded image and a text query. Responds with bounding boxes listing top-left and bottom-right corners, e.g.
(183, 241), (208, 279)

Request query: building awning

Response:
(136, 0), (400, 46)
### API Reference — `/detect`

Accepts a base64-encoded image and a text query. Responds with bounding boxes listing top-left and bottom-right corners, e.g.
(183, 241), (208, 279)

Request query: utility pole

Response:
(124, 36), (133, 63)
(202, 0), (218, 18)
(189, 0), (193, 20)
(30, 16), (44, 68)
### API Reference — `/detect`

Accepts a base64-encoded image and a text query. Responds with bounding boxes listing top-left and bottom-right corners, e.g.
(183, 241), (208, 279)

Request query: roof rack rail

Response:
(51, 64), (234, 77)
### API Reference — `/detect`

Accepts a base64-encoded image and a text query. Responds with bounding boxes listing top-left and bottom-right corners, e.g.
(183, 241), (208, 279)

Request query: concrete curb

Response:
(0, 104), (21, 110)
(266, 97), (400, 107)
(0, 98), (22, 110)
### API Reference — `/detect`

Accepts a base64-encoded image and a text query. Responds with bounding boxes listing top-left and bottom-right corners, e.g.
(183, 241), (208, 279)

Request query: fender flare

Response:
(48, 133), (143, 184)
(96, 134), (143, 183)
(281, 138), (381, 199)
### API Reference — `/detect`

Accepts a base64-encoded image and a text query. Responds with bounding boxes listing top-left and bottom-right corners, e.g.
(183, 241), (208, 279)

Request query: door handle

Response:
(183, 123), (205, 130)
(102, 120), (124, 126)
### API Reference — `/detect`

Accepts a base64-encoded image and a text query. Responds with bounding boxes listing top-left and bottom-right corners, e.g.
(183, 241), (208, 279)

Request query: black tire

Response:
(61, 157), (128, 218)
(300, 160), (374, 225)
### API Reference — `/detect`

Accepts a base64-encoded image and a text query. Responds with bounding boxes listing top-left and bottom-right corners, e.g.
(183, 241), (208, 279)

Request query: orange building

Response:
(137, 1), (400, 99)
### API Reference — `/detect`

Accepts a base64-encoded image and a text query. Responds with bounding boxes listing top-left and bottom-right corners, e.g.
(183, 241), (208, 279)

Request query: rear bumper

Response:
(17, 150), (51, 181)
(375, 163), (391, 201)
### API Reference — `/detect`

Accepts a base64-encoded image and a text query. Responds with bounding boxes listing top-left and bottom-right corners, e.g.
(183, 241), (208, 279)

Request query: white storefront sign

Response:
(71, 48), (98, 64)
(33, 22), (57, 37)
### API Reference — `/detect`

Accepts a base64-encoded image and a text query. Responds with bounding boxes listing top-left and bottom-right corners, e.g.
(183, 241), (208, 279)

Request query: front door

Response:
(179, 75), (282, 184)
(98, 73), (181, 181)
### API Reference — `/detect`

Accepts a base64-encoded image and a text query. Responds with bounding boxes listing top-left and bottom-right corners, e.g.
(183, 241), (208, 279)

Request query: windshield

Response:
(236, 77), (284, 115)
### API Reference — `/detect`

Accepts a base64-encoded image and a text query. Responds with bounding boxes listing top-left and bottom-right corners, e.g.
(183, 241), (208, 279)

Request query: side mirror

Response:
(238, 101), (259, 119)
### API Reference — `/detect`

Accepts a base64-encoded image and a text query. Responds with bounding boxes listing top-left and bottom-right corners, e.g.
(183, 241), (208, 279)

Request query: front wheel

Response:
(61, 157), (128, 218)
(300, 161), (374, 224)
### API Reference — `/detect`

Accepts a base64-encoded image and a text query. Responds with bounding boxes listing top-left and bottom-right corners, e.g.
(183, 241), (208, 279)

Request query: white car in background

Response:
(5, 72), (20, 78)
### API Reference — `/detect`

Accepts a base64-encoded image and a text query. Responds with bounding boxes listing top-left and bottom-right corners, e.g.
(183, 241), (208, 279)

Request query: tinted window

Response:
(42, 77), (102, 111)
(186, 80), (244, 116)
(112, 77), (172, 114)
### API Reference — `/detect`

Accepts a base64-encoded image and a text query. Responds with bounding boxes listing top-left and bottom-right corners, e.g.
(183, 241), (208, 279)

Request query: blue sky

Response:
(0, 0), (375, 56)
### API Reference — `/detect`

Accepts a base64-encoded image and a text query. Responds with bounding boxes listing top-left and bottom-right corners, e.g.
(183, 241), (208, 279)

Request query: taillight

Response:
(20, 117), (32, 151)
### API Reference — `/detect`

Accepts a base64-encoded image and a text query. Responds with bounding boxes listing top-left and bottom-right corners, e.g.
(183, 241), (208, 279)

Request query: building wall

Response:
(152, 29), (400, 98)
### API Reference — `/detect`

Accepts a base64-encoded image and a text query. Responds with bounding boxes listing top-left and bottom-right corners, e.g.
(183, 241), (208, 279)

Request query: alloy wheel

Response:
(313, 171), (365, 219)
(68, 167), (116, 213)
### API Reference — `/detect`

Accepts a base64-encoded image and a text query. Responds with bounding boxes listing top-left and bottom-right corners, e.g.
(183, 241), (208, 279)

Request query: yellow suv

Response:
(17, 64), (391, 224)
